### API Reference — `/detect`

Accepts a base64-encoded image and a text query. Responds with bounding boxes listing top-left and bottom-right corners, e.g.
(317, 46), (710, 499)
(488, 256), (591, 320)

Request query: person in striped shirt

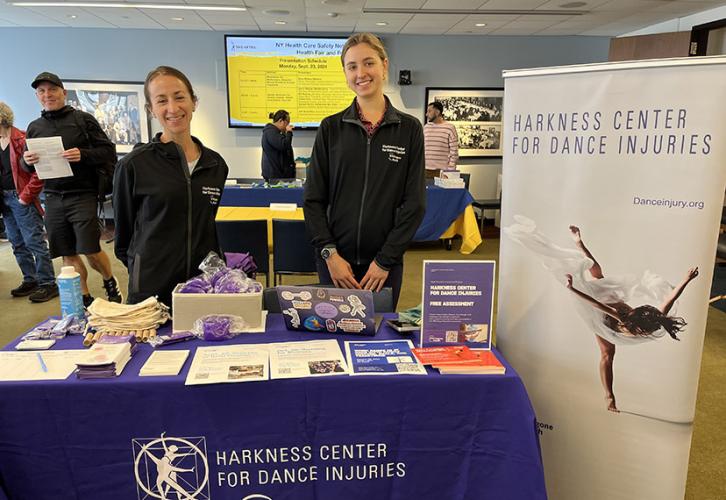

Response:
(424, 101), (459, 179)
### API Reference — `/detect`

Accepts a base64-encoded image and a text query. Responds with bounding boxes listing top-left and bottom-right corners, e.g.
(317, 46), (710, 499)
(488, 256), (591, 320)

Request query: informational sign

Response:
(420, 260), (495, 348)
(225, 36), (355, 128)
(498, 56), (726, 500)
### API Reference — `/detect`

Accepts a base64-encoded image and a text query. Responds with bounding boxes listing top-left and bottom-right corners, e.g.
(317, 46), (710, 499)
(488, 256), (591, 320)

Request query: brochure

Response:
(411, 345), (480, 365)
(269, 339), (349, 379)
(185, 345), (269, 385)
(139, 350), (190, 377)
(420, 260), (496, 348)
(434, 350), (506, 375)
(344, 340), (427, 376)
(0, 350), (81, 381)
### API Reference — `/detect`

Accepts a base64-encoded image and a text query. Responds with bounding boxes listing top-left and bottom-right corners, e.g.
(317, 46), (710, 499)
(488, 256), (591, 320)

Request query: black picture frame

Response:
(425, 87), (504, 158)
(64, 79), (151, 154)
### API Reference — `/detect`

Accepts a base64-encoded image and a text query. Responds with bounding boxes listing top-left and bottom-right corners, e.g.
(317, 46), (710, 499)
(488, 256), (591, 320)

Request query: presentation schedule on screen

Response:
(226, 36), (355, 128)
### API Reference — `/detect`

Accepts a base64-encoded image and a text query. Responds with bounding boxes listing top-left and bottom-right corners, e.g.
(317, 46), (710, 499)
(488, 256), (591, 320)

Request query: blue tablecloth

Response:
(220, 186), (475, 242)
(0, 316), (545, 500)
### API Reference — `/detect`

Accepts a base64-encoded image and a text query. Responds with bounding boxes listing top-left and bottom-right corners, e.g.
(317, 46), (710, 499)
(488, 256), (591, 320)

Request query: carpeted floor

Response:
(0, 235), (723, 499)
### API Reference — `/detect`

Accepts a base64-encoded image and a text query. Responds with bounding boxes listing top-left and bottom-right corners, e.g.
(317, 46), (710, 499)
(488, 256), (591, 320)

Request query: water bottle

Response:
(58, 266), (85, 318)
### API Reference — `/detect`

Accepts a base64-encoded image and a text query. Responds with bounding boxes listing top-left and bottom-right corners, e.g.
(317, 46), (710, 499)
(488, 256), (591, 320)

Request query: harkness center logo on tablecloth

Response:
(132, 433), (211, 500)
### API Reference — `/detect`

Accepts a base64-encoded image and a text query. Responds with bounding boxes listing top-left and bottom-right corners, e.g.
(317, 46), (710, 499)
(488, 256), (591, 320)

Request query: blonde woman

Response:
(304, 33), (426, 309)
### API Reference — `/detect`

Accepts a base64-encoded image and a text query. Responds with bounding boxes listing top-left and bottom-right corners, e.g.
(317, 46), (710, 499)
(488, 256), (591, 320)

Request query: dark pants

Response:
(316, 258), (403, 311)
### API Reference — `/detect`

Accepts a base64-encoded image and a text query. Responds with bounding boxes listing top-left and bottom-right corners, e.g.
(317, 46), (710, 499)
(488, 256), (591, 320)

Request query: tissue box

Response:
(171, 285), (263, 332)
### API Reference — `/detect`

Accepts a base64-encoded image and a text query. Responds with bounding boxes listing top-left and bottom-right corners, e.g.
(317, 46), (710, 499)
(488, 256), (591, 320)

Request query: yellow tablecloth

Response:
(216, 205), (482, 255)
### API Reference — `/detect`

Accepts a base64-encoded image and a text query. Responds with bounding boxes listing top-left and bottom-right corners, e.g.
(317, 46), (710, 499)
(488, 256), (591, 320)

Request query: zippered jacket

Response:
(7, 126), (44, 213)
(304, 97), (426, 270)
(261, 123), (295, 180)
(113, 133), (229, 305)
(26, 105), (116, 194)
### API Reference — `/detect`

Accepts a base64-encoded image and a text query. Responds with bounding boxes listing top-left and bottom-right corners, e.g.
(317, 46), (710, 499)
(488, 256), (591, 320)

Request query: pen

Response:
(37, 352), (48, 373)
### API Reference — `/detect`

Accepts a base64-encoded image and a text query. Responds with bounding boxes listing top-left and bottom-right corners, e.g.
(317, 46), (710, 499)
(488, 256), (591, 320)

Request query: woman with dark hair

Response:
(504, 216), (699, 412)
(113, 66), (229, 306)
(261, 110), (295, 181)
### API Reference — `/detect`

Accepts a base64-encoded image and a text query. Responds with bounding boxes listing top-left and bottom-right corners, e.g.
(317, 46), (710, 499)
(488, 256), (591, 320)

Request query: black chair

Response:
(472, 198), (502, 235)
(216, 220), (270, 285)
(272, 219), (317, 285)
(263, 286), (394, 314)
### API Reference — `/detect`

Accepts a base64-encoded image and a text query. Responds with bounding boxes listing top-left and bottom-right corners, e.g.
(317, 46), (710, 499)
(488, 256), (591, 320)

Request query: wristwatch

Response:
(321, 247), (337, 260)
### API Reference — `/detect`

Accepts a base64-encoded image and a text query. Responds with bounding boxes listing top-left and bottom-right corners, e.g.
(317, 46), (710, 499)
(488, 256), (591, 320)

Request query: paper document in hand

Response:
(269, 339), (349, 379)
(25, 136), (73, 179)
(345, 340), (427, 376)
(0, 350), (82, 381)
(140, 350), (190, 376)
(185, 345), (269, 385)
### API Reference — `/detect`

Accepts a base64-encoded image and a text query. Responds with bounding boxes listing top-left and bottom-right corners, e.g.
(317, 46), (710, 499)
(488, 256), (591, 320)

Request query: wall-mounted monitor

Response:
(225, 35), (355, 129)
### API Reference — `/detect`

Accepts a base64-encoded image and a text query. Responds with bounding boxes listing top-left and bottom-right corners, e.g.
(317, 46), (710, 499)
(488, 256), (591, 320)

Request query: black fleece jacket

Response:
(113, 134), (229, 305)
(304, 97), (426, 270)
(26, 105), (116, 194)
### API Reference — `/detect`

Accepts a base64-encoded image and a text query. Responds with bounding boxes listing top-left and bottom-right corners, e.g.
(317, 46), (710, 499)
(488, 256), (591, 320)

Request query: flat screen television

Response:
(225, 35), (355, 129)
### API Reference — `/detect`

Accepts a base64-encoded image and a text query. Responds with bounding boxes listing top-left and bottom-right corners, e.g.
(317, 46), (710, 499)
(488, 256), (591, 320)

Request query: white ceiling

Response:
(0, 0), (724, 36)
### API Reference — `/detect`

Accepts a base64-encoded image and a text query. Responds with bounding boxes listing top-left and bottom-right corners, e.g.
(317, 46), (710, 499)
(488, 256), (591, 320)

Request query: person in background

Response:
(113, 66), (229, 306)
(23, 72), (121, 306)
(261, 109), (295, 181)
(0, 101), (57, 301)
(304, 33), (426, 309)
(424, 101), (459, 179)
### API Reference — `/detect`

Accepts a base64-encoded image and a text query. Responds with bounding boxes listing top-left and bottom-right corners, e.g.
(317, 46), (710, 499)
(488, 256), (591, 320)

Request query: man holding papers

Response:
(23, 72), (122, 306)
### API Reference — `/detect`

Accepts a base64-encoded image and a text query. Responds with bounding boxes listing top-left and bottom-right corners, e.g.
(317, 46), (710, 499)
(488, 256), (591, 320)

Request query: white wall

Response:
(0, 28), (609, 199)
(622, 5), (726, 37)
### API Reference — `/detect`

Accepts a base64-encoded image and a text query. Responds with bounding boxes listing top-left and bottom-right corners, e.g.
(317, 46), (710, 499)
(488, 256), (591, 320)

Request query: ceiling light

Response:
(327, 12), (338, 18)
(171, 16), (183, 21)
(560, 1), (587, 7)
(475, 23), (486, 27)
(274, 21), (287, 25)
(67, 14), (77, 18)
(375, 22), (387, 26)
(12, 2), (247, 11)
(263, 9), (290, 16)
(363, 8), (587, 16)
(322, 0), (349, 5)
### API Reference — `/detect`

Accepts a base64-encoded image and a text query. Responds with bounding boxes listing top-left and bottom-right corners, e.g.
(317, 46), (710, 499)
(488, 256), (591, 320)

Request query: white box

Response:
(171, 285), (263, 332)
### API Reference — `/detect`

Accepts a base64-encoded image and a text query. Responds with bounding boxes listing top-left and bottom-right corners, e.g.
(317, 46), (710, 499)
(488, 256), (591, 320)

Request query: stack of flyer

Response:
(412, 345), (505, 375)
(76, 336), (137, 379)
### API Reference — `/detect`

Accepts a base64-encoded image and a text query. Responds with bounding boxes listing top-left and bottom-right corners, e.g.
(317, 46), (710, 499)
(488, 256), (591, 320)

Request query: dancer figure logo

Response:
(132, 433), (210, 500)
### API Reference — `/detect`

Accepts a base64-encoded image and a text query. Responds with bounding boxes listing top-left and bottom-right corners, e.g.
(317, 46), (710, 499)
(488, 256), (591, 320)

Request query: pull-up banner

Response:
(497, 56), (726, 499)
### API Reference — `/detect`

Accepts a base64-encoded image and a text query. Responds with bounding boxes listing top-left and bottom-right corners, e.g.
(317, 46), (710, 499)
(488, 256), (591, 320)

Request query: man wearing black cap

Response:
(23, 71), (123, 306)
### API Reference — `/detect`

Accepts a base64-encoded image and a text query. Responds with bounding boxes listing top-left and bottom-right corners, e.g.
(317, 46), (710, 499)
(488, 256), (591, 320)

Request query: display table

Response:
(218, 186), (482, 254)
(0, 315), (545, 500)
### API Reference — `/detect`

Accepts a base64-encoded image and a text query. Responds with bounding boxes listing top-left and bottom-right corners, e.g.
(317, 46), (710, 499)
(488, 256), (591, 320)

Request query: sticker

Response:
(338, 304), (351, 314)
(292, 300), (312, 310)
(325, 319), (337, 332)
(315, 302), (339, 319)
(337, 318), (367, 333)
(304, 316), (325, 331)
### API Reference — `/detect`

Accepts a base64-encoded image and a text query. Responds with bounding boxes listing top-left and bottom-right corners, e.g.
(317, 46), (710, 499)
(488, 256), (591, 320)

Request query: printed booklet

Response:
(344, 340), (427, 376)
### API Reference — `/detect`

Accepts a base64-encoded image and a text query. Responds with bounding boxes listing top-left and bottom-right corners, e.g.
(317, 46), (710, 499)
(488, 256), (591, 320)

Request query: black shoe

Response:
(103, 276), (123, 303)
(83, 294), (95, 308)
(28, 283), (59, 303)
(11, 281), (39, 297)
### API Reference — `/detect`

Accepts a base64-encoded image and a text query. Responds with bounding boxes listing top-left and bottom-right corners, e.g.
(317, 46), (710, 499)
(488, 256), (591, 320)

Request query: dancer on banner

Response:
(505, 216), (699, 412)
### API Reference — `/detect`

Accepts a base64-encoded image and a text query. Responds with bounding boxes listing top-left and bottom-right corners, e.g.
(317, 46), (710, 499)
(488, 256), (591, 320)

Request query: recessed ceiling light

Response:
(274, 21), (287, 25)
(327, 12), (338, 18)
(67, 14), (77, 18)
(171, 16), (183, 21)
(560, 1), (587, 7)
(475, 23), (486, 27)
(263, 9), (290, 16)
(322, 0), (349, 5)
(375, 21), (387, 26)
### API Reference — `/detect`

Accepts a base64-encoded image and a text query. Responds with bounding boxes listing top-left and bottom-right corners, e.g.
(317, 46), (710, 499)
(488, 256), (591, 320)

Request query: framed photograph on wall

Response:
(425, 87), (504, 158)
(64, 80), (151, 154)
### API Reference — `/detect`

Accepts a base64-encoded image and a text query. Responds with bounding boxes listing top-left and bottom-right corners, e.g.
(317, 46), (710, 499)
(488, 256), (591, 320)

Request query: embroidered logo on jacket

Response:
(381, 144), (406, 163)
(202, 186), (221, 205)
